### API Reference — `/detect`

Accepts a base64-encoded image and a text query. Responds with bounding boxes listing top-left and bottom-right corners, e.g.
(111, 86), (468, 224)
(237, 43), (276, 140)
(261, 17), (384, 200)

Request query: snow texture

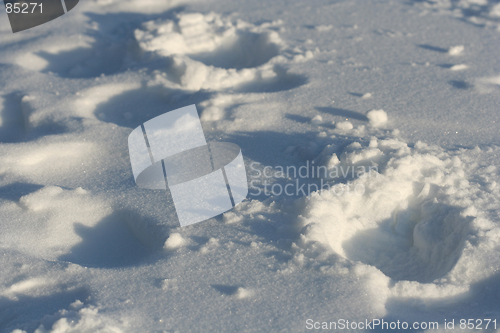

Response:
(0, 0), (499, 332)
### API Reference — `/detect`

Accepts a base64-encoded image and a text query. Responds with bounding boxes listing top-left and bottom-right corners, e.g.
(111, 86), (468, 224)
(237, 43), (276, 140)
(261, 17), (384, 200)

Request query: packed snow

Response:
(0, 0), (499, 332)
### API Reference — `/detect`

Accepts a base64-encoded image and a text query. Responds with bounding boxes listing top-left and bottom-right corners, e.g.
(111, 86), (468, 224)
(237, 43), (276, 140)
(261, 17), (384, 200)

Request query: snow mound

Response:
(366, 109), (388, 127)
(134, 12), (309, 91)
(163, 233), (187, 250)
(297, 138), (500, 288)
(448, 45), (464, 56)
(415, 0), (500, 31)
(0, 186), (111, 260)
(29, 301), (124, 333)
(0, 0), (499, 330)
(135, 13), (282, 69)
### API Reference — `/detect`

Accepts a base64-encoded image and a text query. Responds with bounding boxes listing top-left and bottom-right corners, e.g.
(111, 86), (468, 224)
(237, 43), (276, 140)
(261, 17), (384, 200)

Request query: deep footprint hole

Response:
(343, 201), (472, 283)
(189, 31), (281, 69)
(59, 210), (167, 268)
(36, 40), (127, 78)
(92, 86), (212, 128)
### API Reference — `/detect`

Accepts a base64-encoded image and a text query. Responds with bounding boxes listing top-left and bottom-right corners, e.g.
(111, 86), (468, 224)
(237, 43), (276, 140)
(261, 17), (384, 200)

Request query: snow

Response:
(448, 45), (465, 56)
(163, 233), (187, 251)
(0, 0), (499, 332)
(311, 115), (323, 125)
(335, 121), (354, 131)
(366, 109), (388, 127)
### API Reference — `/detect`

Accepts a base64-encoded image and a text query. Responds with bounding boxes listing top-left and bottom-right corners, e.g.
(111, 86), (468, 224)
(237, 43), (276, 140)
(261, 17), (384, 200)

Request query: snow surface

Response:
(0, 0), (499, 332)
